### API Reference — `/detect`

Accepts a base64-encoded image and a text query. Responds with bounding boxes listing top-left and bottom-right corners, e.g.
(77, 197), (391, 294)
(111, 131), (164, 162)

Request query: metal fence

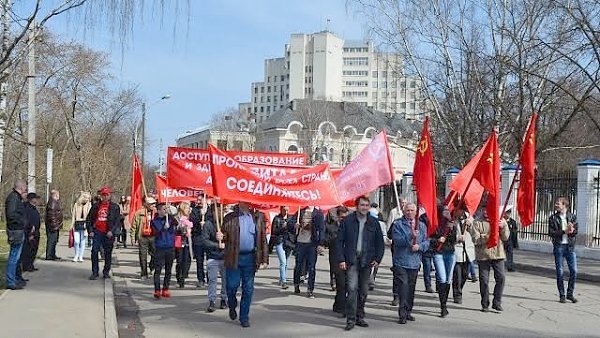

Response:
(519, 174), (578, 242)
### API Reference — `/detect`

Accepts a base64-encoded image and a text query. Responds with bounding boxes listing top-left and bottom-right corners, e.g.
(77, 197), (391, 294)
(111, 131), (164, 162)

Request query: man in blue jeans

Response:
(336, 196), (384, 331)
(548, 197), (578, 303)
(4, 180), (28, 290)
(222, 202), (269, 328)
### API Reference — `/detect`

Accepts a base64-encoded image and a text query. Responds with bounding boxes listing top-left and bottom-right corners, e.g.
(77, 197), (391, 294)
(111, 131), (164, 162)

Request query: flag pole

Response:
(500, 113), (536, 217)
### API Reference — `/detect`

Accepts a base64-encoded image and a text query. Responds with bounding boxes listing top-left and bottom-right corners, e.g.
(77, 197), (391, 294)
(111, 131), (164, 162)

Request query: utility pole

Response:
(0, 0), (11, 181)
(158, 138), (164, 176)
(141, 102), (146, 168)
(27, 23), (37, 192)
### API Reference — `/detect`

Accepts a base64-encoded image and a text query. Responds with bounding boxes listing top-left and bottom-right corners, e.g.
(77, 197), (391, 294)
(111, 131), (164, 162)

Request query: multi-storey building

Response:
(239, 31), (424, 124)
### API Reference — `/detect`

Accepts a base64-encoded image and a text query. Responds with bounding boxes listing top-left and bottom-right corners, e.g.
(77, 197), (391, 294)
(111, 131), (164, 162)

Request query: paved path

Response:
(0, 235), (106, 338)
(113, 246), (600, 338)
(514, 248), (600, 282)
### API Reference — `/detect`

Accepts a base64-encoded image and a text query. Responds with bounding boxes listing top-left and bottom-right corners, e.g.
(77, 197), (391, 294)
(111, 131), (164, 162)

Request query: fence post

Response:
(576, 159), (600, 247)
(445, 167), (459, 197)
(502, 164), (520, 221)
(401, 172), (415, 203)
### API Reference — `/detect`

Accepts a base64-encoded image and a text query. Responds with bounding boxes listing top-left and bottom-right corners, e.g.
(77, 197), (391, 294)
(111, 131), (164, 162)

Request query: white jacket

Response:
(454, 220), (476, 263)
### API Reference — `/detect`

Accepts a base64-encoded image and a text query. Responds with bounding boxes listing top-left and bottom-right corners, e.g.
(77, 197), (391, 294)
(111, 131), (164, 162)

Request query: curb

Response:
(104, 277), (119, 338)
(514, 262), (600, 283)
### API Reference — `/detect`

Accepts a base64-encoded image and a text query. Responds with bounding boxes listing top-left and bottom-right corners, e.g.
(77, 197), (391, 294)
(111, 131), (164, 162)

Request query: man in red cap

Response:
(87, 186), (121, 279)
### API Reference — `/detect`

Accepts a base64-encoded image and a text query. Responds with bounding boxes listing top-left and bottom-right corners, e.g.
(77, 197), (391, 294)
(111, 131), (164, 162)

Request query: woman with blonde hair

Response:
(175, 202), (194, 288)
(71, 191), (92, 262)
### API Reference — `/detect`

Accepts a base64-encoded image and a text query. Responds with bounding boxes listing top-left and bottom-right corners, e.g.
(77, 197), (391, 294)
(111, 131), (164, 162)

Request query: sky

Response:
(36, 0), (368, 167)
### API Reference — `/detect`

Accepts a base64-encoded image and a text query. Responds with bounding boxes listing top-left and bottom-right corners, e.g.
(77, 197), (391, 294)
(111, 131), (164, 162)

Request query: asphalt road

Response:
(112, 245), (599, 338)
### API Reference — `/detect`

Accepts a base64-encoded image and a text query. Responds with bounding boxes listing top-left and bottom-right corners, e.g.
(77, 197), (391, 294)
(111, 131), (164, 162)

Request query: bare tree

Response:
(349, 0), (600, 173)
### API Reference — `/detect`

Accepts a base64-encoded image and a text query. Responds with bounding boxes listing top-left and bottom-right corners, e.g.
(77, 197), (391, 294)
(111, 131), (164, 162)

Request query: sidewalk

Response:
(513, 248), (600, 283)
(0, 235), (109, 338)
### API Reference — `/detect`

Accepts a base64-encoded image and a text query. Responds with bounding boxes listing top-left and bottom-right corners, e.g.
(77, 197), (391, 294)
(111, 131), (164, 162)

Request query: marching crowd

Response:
(4, 179), (579, 330)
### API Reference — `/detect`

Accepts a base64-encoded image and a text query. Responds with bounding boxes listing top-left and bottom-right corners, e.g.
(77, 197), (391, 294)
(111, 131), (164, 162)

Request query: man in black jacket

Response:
(326, 206), (349, 315)
(4, 180), (28, 290)
(548, 197), (578, 303)
(22, 193), (42, 272)
(190, 195), (208, 287)
(271, 206), (292, 289)
(45, 189), (64, 260)
(337, 196), (385, 331)
(201, 204), (227, 312)
(87, 186), (121, 280)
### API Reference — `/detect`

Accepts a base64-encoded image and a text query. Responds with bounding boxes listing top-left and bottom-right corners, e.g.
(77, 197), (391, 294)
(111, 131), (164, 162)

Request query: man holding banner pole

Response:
(222, 201), (269, 328)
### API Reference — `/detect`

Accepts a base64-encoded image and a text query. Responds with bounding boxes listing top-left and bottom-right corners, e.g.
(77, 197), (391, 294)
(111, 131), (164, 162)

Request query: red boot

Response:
(161, 288), (171, 298)
(153, 289), (162, 299)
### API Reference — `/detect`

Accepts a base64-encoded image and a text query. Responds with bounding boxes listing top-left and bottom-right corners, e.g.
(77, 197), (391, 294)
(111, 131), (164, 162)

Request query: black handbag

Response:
(7, 229), (25, 245)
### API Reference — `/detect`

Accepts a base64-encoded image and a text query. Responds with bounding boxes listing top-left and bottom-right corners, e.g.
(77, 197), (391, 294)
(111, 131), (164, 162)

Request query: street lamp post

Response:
(139, 95), (170, 169)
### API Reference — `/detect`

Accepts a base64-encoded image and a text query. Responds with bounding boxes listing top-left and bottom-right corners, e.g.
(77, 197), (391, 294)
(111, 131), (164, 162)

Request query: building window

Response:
(372, 92), (378, 99)
(267, 106), (271, 112)
(254, 107), (258, 113)
(400, 81), (406, 88)
(254, 97), (257, 103)
(286, 93), (289, 99)
(379, 102), (386, 109)
(261, 87), (265, 93)
(280, 105), (284, 108)
(372, 81), (377, 88)
(410, 102), (416, 109)
(410, 80), (416, 88)
(288, 145), (298, 153)
(267, 86), (271, 93)
(274, 86), (278, 92)
(343, 57), (369, 66)
(260, 106), (264, 112)
(260, 96), (264, 103)
(343, 70), (369, 76)
(382, 71), (387, 77)
(344, 81), (368, 87)
(254, 87), (258, 94)
(267, 76), (271, 83)
(281, 75), (285, 81)
(372, 71), (378, 78)
(399, 102), (406, 108)
(217, 140), (228, 150)
(342, 91), (368, 98)
(409, 91), (415, 99)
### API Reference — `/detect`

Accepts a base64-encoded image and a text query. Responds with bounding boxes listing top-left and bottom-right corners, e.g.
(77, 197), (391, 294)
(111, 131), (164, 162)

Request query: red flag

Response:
(517, 113), (537, 227)
(412, 117), (438, 235)
(129, 155), (144, 224)
(471, 131), (501, 248)
(335, 131), (395, 203)
(448, 147), (487, 216)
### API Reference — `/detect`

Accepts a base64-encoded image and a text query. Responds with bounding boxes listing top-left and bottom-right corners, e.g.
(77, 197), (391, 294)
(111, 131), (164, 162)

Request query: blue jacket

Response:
(152, 215), (177, 249)
(336, 212), (385, 268)
(391, 216), (430, 269)
(288, 208), (325, 246)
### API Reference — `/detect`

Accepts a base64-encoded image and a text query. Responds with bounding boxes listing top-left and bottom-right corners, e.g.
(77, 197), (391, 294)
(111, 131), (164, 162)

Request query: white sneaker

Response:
(78, 257), (84, 262)
(72, 258), (78, 262)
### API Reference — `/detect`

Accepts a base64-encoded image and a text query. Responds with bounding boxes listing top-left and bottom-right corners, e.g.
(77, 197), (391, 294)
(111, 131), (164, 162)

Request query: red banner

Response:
(209, 144), (340, 207)
(334, 131), (395, 203)
(166, 147), (308, 188)
(155, 175), (204, 203)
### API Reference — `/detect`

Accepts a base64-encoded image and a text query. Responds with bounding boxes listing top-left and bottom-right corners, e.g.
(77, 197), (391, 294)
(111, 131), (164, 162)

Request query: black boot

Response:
(440, 284), (449, 317)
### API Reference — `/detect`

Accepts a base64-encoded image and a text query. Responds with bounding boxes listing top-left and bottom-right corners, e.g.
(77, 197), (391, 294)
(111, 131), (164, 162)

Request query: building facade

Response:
(176, 125), (254, 151)
(239, 31), (424, 125)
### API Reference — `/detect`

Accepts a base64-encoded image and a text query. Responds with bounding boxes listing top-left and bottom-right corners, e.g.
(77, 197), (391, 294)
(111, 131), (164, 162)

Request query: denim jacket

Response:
(391, 217), (430, 269)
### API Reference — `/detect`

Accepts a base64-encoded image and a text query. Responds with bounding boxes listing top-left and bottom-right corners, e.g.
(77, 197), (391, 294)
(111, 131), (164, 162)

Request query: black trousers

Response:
(329, 247), (346, 313)
(345, 264), (371, 323)
(452, 261), (469, 301)
(393, 266), (418, 320)
(21, 238), (35, 270)
(478, 259), (505, 309)
(504, 241), (514, 270)
(175, 246), (192, 283)
(154, 247), (175, 291)
(192, 235), (205, 283)
(45, 229), (59, 259)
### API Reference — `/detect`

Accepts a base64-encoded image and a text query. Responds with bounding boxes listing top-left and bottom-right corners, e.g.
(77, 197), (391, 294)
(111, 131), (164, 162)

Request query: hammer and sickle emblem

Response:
(486, 152), (494, 164)
(417, 137), (429, 156)
(528, 134), (534, 145)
